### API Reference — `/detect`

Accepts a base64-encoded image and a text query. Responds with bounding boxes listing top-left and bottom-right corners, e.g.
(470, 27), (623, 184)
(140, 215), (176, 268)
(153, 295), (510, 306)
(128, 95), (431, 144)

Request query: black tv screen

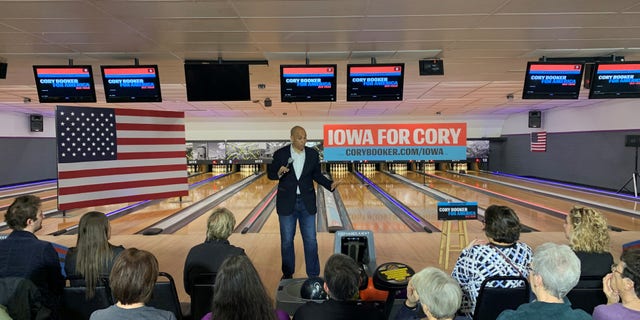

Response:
(347, 63), (404, 101)
(101, 65), (162, 103)
(589, 62), (640, 99)
(522, 62), (584, 99)
(184, 63), (250, 101)
(280, 65), (337, 102)
(33, 65), (97, 103)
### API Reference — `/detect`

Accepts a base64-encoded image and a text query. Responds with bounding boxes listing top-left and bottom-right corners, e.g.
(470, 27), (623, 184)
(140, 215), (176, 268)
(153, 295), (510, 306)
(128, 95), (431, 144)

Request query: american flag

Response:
(56, 106), (189, 210)
(530, 131), (547, 152)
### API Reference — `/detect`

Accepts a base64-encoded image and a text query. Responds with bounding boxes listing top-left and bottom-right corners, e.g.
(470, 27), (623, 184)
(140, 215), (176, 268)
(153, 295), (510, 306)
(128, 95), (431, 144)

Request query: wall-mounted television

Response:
(100, 65), (162, 102)
(522, 62), (584, 99)
(184, 62), (251, 101)
(280, 64), (337, 102)
(346, 63), (404, 101)
(589, 61), (640, 99)
(33, 65), (97, 103)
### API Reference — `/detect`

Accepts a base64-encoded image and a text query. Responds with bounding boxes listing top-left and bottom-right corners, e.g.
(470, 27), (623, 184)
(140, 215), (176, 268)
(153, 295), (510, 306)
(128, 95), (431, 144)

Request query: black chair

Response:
(473, 276), (530, 320)
(60, 277), (113, 320)
(147, 272), (183, 320)
(567, 275), (607, 314)
(190, 273), (217, 320)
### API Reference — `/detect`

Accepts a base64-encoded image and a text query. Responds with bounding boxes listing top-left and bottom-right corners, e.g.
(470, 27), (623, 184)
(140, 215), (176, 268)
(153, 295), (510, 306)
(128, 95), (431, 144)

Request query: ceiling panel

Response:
(0, 0), (638, 121)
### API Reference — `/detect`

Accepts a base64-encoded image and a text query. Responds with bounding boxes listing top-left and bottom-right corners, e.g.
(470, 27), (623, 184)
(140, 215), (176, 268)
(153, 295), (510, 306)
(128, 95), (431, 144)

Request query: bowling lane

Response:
(401, 171), (565, 232)
(433, 171), (640, 231)
(107, 173), (253, 235)
(338, 170), (415, 232)
(175, 175), (277, 235)
(469, 171), (640, 212)
(0, 180), (57, 199)
(260, 169), (414, 233)
(32, 173), (236, 235)
(364, 171), (484, 233)
(0, 187), (58, 220)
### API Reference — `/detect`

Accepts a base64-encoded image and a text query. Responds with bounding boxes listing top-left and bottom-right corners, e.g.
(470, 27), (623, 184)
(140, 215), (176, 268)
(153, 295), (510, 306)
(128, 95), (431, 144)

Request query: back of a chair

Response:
(567, 287), (606, 314)
(60, 278), (113, 320)
(473, 276), (530, 320)
(190, 273), (217, 320)
(147, 272), (183, 320)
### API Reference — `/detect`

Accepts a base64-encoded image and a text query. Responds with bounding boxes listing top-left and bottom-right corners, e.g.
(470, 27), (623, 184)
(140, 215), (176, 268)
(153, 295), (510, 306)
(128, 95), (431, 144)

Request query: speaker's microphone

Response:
(286, 157), (293, 168)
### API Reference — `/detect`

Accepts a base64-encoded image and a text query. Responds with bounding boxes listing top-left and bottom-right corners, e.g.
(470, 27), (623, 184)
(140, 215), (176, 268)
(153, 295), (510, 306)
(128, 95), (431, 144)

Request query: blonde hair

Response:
(568, 207), (610, 253)
(206, 208), (236, 241)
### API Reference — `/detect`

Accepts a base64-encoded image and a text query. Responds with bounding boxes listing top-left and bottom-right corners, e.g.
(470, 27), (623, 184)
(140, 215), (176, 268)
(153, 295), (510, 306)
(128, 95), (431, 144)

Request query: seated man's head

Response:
(529, 243), (581, 300)
(323, 253), (361, 301)
(612, 248), (640, 299)
(411, 267), (462, 320)
(110, 248), (159, 305)
(5, 195), (42, 232)
(206, 207), (236, 241)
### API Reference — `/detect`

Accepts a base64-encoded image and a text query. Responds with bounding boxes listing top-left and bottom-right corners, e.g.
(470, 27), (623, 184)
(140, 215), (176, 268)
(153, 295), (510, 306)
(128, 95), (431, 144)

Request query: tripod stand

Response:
(617, 144), (639, 197)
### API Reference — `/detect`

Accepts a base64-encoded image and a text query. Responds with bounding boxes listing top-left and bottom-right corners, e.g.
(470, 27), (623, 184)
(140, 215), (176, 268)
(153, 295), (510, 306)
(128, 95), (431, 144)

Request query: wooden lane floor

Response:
(18, 173), (235, 235)
(0, 188), (58, 220)
(433, 171), (640, 231)
(0, 180), (57, 199)
(1, 173), (220, 235)
(363, 171), (484, 233)
(257, 170), (414, 234)
(174, 175), (277, 236)
(402, 171), (565, 232)
(469, 171), (640, 212)
(106, 173), (252, 235)
(336, 170), (415, 232)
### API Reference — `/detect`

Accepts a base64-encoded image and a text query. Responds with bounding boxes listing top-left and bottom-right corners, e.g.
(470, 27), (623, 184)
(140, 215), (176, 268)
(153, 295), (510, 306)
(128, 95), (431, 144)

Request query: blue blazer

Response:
(267, 145), (333, 216)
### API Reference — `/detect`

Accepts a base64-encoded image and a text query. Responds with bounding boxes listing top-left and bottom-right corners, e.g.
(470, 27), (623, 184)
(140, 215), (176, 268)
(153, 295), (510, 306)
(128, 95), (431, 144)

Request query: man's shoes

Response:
(281, 274), (293, 280)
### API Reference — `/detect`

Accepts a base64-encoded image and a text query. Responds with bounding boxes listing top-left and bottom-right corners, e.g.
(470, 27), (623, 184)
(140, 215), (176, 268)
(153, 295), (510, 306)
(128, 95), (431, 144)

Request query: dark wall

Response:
(489, 130), (640, 191)
(0, 137), (57, 186)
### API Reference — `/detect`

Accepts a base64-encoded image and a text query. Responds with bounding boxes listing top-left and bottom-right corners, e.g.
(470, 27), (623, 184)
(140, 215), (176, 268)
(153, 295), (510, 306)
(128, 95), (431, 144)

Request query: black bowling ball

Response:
(300, 276), (327, 300)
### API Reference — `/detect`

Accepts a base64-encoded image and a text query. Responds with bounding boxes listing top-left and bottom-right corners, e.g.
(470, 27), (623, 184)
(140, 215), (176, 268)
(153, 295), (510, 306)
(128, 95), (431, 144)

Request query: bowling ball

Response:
(300, 276), (327, 300)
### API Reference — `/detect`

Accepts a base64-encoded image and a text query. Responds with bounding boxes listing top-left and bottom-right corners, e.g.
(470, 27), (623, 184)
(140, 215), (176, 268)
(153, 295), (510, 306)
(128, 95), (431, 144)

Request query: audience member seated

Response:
(0, 195), (65, 318)
(565, 206), (613, 287)
(0, 305), (9, 320)
(592, 247), (640, 319)
(293, 253), (385, 320)
(451, 205), (532, 318)
(394, 267), (462, 320)
(64, 211), (125, 298)
(183, 207), (245, 295)
(201, 255), (288, 320)
(497, 243), (591, 320)
(90, 248), (176, 320)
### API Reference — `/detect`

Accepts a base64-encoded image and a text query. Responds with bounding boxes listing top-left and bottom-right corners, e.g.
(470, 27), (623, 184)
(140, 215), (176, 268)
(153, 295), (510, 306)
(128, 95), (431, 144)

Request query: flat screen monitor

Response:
(33, 65), (97, 103)
(346, 63), (404, 101)
(280, 64), (337, 102)
(184, 62), (251, 101)
(100, 65), (162, 102)
(522, 62), (584, 99)
(588, 61), (640, 99)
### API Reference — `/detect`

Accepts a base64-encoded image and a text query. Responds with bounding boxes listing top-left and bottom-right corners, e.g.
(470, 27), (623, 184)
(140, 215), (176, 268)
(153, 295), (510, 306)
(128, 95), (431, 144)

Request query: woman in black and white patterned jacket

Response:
(451, 205), (533, 319)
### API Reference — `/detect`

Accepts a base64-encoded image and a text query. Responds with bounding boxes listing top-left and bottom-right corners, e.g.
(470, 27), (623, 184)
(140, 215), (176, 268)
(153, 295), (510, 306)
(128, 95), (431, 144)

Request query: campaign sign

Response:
(323, 123), (467, 162)
(437, 202), (478, 220)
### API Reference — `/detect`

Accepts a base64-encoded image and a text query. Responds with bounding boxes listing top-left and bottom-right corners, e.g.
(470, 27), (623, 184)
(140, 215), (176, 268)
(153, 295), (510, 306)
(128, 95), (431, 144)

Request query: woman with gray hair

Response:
(497, 243), (591, 320)
(395, 267), (462, 320)
(183, 207), (245, 295)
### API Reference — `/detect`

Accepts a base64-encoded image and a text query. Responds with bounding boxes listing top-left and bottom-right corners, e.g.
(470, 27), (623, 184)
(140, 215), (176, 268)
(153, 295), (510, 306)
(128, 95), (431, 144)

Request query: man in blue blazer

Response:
(268, 126), (339, 279)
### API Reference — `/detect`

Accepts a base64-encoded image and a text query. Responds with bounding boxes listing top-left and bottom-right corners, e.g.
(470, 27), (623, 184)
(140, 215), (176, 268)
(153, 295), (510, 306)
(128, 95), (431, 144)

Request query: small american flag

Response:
(530, 131), (547, 152)
(56, 106), (189, 210)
